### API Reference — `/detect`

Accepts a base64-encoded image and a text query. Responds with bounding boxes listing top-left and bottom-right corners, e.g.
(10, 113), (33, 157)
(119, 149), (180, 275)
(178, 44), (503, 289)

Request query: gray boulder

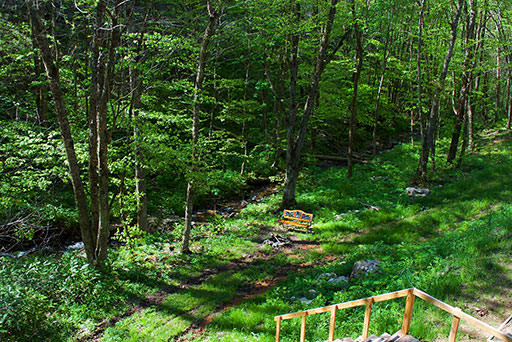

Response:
(350, 260), (380, 278)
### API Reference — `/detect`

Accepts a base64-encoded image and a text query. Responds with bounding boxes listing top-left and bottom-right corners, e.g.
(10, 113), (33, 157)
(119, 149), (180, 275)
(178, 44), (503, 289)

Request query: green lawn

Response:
(2, 129), (511, 342)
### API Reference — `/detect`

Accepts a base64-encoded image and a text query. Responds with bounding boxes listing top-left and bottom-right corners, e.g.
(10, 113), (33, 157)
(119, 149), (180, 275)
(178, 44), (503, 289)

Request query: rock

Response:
(308, 289), (318, 296)
(317, 272), (336, 280)
(350, 260), (380, 278)
(299, 297), (312, 304)
(327, 275), (348, 284)
(406, 187), (431, 197)
(263, 233), (291, 248)
(66, 241), (84, 251)
(334, 213), (348, 220)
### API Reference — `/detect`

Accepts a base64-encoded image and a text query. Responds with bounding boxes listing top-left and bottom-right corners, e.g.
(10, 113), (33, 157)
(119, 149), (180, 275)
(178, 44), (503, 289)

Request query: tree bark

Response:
(29, 14), (48, 126)
(128, 4), (150, 233)
(417, 0), (462, 179)
(182, 1), (219, 253)
(89, 0), (122, 264)
(28, 1), (95, 263)
(494, 10), (502, 122)
(347, 1), (364, 178)
(282, 0), (348, 207)
(372, 14), (391, 156)
(31, 0), (122, 267)
(240, 36), (251, 177)
(130, 62), (148, 233)
(416, 0), (426, 172)
(447, 0), (477, 164)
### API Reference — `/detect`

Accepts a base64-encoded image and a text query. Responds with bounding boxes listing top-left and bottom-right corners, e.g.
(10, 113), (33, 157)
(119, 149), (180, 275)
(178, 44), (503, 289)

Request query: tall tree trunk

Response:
(29, 16), (48, 125)
(240, 36), (251, 177)
(416, 0), (426, 173)
(417, 0), (462, 179)
(372, 14), (391, 156)
(264, 58), (286, 169)
(129, 49), (148, 232)
(494, 10), (502, 122)
(90, 0), (122, 264)
(447, 0), (477, 164)
(348, 3), (364, 178)
(28, 1), (95, 263)
(129, 5), (150, 233)
(282, 0), (348, 207)
(182, 1), (219, 254)
(282, 4), (300, 208)
(507, 73), (512, 129)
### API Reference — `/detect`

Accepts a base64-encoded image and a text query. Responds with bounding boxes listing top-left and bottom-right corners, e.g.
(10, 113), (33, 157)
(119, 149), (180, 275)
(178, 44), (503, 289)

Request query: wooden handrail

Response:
(274, 287), (512, 342)
(274, 289), (411, 321)
(412, 288), (512, 342)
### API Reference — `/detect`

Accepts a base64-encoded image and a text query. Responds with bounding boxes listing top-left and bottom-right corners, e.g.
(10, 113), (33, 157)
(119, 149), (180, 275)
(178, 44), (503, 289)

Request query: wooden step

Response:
(332, 332), (419, 342)
(385, 332), (420, 342)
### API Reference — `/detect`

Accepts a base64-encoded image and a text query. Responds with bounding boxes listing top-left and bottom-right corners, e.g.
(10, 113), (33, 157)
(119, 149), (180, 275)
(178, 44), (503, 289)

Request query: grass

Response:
(195, 129), (512, 342)
(1, 129), (512, 342)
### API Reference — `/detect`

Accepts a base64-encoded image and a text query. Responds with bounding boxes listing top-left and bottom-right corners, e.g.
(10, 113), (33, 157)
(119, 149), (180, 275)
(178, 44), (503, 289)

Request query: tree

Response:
(282, 0), (350, 207)
(447, 0), (478, 164)
(417, 0), (463, 179)
(182, 0), (220, 254)
(28, 0), (123, 267)
(347, 0), (364, 178)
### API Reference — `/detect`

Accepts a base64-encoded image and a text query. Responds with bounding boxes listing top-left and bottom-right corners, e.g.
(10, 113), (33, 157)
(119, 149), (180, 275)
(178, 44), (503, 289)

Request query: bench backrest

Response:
(279, 209), (313, 227)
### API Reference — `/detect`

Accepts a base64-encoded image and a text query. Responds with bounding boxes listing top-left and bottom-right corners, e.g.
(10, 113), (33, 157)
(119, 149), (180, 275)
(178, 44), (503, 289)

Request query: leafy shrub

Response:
(0, 252), (123, 342)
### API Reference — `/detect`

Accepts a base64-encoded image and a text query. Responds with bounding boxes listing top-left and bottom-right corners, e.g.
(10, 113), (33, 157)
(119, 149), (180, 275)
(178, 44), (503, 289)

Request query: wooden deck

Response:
(274, 288), (512, 342)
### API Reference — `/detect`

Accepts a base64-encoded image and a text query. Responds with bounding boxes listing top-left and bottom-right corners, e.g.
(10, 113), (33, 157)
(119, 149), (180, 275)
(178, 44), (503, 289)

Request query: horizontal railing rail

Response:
(274, 287), (512, 342)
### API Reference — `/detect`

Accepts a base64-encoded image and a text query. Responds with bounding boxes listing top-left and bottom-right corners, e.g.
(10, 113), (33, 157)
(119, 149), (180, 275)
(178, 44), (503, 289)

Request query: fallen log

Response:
(306, 154), (367, 163)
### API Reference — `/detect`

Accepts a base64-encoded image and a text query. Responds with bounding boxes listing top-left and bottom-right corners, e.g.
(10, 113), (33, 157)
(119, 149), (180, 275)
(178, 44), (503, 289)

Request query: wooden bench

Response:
(278, 209), (313, 228)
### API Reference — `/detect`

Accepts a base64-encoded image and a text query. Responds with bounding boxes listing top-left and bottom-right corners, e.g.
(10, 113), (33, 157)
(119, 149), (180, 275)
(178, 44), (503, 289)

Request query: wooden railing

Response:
(274, 288), (512, 342)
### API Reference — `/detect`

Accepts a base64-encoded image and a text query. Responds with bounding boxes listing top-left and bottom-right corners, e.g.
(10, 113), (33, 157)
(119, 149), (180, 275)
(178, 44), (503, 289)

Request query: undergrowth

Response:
(1, 129), (511, 342)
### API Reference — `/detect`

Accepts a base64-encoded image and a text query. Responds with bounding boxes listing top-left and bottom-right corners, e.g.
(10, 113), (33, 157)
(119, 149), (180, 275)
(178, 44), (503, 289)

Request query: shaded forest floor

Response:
(2, 129), (512, 342)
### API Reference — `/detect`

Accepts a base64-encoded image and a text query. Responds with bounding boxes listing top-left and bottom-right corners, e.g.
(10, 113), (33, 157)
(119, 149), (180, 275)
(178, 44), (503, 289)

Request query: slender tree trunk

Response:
(416, 0), (426, 174)
(468, 91), (475, 150)
(264, 59), (286, 169)
(372, 15), (390, 156)
(457, 99), (470, 167)
(348, 5), (364, 178)
(182, 1), (219, 253)
(32, 0), (122, 267)
(507, 74), (512, 129)
(129, 61), (148, 232)
(417, 0), (462, 179)
(28, 2), (95, 262)
(282, 5), (300, 207)
(282, 0), (348, 207)
(29, 17), (48, 125)
(240, 37), (251, 177)
(129, 6), (150, 233)
(448, 0), (477, 164)
(495, 11), (502, 122)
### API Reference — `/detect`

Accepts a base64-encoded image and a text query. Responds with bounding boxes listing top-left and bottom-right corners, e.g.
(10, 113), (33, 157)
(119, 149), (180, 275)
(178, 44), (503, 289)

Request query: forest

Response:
(1, 0), (512, 341)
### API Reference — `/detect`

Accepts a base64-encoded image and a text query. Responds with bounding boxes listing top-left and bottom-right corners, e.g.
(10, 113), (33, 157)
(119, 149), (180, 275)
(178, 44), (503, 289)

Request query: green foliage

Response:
(0, 252), (120, 341)
(0, 121), (78, 236)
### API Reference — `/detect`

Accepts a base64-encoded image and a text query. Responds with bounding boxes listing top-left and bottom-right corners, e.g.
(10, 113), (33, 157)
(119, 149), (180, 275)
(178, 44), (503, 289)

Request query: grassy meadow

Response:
(2, 129), (512, 342)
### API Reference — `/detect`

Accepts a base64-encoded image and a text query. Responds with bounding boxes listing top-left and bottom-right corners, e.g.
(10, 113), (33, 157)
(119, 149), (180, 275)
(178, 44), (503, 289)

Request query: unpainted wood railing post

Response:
(275, 317), (281, 342)
(401, 290), (415, 335)
(449, 315), (460, 342)
(300, 313), (307, 342)
(363, 299), (374, 339)
(328, 306), (337, 341)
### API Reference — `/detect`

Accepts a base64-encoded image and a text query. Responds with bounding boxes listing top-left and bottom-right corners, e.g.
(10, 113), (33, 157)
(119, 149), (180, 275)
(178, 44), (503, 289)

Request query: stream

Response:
(1, 181), (280, 258)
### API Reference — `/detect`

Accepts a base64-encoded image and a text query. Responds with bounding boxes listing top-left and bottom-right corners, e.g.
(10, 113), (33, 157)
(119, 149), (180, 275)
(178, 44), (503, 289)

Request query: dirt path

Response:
(77, 228), (328, 342)
(175, 236), (334, 342)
